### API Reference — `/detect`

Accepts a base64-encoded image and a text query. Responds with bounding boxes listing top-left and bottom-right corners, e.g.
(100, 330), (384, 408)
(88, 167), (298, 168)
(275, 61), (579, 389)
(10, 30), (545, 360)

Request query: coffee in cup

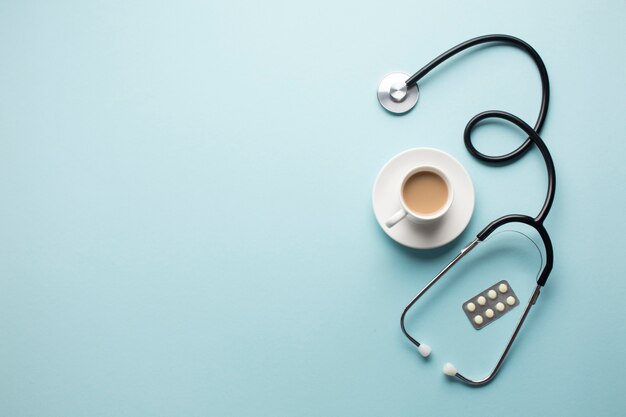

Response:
(385, 166), (454, 228)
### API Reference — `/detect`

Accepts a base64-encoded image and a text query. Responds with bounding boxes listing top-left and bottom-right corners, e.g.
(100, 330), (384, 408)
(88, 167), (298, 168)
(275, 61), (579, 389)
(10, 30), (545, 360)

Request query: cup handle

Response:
(385, 208), (407, 228)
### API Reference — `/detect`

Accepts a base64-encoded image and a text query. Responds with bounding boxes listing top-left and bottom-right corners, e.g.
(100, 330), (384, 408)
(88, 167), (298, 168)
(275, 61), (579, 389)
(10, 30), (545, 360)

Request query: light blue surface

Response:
(1, 1), (625, 416)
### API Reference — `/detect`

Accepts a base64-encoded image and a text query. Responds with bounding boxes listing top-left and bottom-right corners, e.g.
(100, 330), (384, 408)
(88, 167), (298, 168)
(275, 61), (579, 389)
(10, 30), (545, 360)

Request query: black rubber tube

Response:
(405, 34), (550, 164)
(465, 110), (556, 223)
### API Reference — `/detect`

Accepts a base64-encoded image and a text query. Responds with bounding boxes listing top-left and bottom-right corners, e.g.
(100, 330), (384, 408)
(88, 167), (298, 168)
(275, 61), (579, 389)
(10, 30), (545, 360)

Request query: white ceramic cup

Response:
(385, 166), (454, 228)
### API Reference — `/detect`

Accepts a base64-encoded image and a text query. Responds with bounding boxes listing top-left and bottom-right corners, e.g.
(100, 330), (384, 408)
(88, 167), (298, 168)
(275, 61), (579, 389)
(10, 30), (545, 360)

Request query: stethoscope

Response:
(378, 34), (556, 386)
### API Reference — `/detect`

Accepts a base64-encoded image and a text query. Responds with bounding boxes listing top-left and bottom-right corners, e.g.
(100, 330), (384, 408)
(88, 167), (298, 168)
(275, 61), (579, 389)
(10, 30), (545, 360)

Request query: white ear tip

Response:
(443, 363), (457, 376)
(417, 344), (431, 357)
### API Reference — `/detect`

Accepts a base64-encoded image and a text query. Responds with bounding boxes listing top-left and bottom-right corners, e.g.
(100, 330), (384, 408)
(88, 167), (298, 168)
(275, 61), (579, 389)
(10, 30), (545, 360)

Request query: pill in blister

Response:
(474, 315), (483, 325)
(496, 302), (505, 311)
(485, 308), (494, 318)
(487, 290), (497, 299)
(466, 302), (476, 312)
(499, 283), (508, 293)
(507, 296), (516, 305)
(477, 296), (486, 305)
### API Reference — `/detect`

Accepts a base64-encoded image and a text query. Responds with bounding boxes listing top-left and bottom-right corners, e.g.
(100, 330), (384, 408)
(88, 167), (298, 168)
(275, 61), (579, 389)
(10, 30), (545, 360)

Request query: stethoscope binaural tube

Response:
(397, 35), (556, 386)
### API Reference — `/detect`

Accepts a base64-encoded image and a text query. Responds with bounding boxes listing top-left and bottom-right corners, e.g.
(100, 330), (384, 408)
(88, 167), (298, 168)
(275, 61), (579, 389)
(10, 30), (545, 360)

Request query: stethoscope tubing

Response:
(467, 110), (555, 287)
(405, 34), (550, 164)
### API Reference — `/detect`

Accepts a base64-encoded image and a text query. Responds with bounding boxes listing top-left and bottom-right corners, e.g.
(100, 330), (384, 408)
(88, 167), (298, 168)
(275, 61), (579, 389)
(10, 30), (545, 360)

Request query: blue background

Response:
(1, 1), (625, 416)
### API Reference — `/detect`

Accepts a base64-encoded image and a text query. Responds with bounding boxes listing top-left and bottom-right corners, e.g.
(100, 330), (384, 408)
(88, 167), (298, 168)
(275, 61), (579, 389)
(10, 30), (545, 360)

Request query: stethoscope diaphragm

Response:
(377, 72), (419, 114)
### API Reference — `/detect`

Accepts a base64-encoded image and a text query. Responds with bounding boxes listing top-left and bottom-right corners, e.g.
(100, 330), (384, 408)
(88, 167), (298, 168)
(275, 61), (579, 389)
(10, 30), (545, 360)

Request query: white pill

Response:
(499, 283), (508, 293)
(487, 289), (497, 299)
(474, 315), (483, 325)
(485, 308), (494, 318)
(466, 302), (476, 312)
(477, 296), (486, 305)
(496, 302), (505, 311)
(507, 296), (516, 305)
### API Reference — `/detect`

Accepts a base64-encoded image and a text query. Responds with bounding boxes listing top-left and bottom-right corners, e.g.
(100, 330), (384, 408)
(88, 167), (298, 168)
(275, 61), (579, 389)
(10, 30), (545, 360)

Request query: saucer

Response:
(372, 148), (475, 249)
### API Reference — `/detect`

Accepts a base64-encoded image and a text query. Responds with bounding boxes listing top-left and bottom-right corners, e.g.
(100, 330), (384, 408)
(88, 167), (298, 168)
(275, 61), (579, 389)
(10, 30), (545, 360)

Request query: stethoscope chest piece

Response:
(377, 72), (419, 114)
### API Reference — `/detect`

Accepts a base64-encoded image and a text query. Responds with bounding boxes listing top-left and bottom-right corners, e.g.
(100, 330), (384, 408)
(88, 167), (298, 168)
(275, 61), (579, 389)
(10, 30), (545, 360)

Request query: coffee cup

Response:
(385, 166), (454, 228)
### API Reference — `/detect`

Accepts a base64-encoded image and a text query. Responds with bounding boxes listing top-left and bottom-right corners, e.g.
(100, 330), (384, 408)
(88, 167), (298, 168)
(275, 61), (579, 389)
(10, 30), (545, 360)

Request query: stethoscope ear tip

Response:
(443, 363), (458, 376)
(417, 344), (432, 357)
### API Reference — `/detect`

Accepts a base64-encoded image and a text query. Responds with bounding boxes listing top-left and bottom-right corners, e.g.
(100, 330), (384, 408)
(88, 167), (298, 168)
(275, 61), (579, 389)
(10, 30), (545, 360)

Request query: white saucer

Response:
(372, 148), (475, 249)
